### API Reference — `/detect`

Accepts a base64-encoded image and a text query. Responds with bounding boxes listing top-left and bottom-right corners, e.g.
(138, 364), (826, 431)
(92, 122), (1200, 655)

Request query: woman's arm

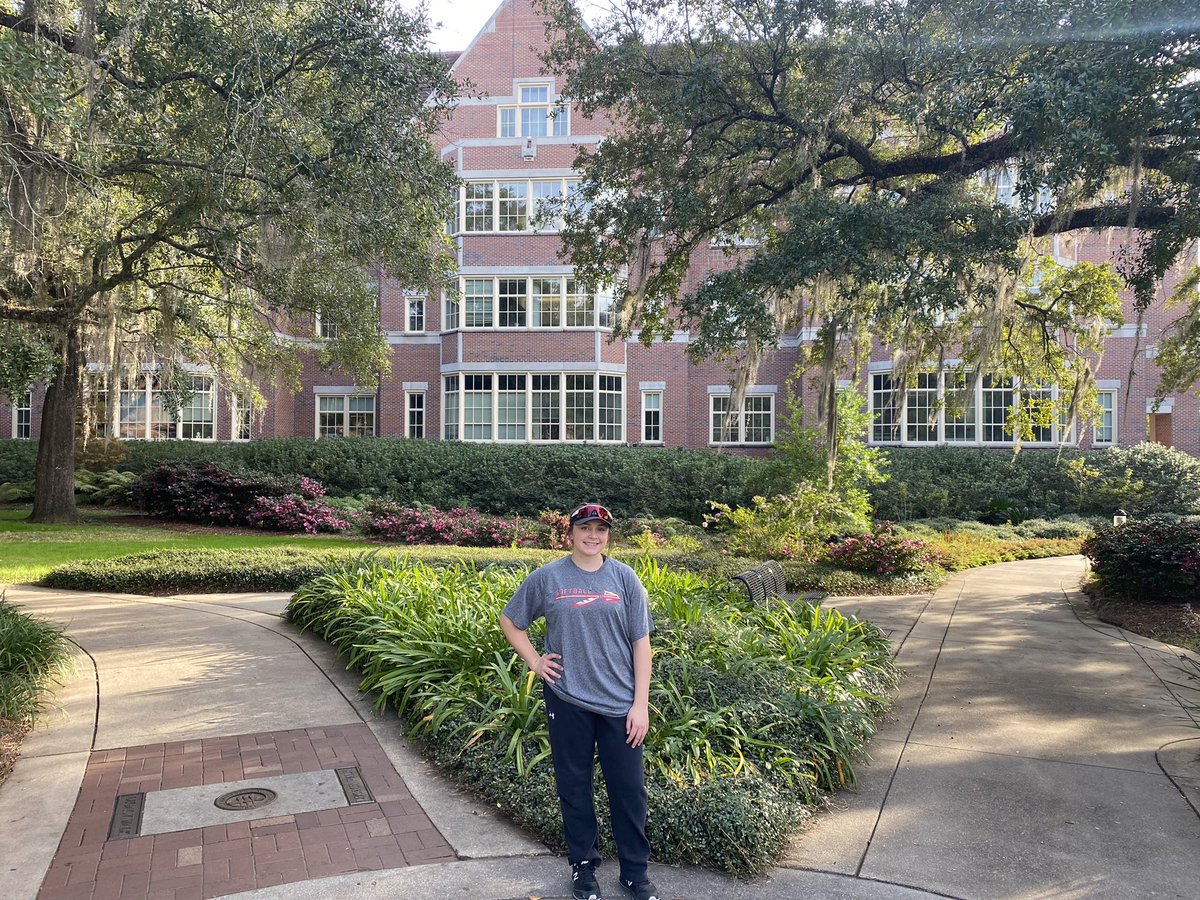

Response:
(626, 635), (652, 747)
(500, 613), (562, 684)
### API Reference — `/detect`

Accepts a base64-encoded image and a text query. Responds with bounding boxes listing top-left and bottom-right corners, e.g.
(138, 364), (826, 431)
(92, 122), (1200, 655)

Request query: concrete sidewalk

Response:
(2, 556), (1198, 899)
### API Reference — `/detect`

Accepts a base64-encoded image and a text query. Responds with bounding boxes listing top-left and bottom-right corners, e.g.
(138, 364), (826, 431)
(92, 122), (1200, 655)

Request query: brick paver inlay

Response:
(37, 724), (455, 900)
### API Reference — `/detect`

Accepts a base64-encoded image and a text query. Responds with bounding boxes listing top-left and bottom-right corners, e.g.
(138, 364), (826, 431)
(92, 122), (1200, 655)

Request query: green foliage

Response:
(872, 444), (1200, 521)
(0, 468), (138, 504)
(0, 596), (74, 723)
(285, 557), (897, 876)
(706, 483), (867, 560)
(1082, 518), (1200, 602)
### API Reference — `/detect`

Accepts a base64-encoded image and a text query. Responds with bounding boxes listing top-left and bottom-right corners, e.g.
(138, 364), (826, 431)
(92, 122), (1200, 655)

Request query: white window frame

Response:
(455, 178), (578, 235)
(117, 373), (216, 441)
(641, 391), (663, 444)
(868, 368), (1078, 447)
(406, 391), (425, 439)
(1094, 390), (1117, 445)
(497, 83), (569, 138)
(12, 390), (32, 439)
(406, 293), (427, 333)
(315, 393), (375, 439)
(441, 371), (624, 444)
(230, 392), (253, 442)
(709, 391), (775, 446)
(315, 310), (339, 341)
(444, 276), (613, 331)
(178, 375), (215, 440)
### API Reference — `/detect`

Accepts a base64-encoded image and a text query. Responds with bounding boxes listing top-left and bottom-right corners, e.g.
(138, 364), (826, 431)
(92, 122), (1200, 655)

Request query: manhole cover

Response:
(214, 788), (278, 811)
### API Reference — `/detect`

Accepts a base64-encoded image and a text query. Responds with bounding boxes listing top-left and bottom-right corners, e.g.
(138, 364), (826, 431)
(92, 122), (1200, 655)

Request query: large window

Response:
(230, 393), (252, 442)
(317, 394), (375, 438)
(710, 393), (775, 446)
(118, 374), (216, 440)
(445, 276), (613, 330)
(642, 391), (663, 443)
(869, 369), (1075, 446)
(442, 371), (622, 444)
(407, 294), (427, 332)
(456, 178), (579, 234)
(12, 391), (31, 439)
(498, 84), (569, 138)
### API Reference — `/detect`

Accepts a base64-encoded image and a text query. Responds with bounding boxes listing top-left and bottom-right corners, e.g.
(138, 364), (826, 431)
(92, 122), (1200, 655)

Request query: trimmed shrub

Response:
(1082, 517), (1200, 601)
(0, 441), (38, 485)
(359, 502), (541, 547)
(0, 595), (75, 722)
(285, 557), (897, 876)
(132, 462), (313, 526)
(247, 496), (352, 534)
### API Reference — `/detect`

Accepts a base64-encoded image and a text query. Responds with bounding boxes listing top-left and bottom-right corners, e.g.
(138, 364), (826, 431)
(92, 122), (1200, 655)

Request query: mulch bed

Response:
(1085, 585), (1200, 655)
(0, 717), (31, 788)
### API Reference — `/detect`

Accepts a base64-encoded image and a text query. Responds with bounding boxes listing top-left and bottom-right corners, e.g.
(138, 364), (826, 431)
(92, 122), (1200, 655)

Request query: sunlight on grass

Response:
(0, 507), (378, 584)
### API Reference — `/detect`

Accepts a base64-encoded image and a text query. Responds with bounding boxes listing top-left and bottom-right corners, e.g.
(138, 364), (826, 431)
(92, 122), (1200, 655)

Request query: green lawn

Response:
(0, 507), (379, 585)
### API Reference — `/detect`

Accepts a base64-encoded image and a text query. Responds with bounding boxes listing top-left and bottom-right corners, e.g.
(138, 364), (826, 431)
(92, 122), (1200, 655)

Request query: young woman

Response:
(500, 503), (661, 900)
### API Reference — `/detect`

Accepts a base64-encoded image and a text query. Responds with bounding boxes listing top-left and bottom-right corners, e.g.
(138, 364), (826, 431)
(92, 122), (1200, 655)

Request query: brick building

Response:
(3, 0), (1197, 456)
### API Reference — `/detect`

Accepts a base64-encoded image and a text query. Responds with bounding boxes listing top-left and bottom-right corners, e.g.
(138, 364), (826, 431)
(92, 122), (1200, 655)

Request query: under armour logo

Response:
(548, 711), (556, 719)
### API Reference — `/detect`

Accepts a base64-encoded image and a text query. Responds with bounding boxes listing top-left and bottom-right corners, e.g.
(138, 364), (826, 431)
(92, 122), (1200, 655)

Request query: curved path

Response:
(1, 556), (1198, 899)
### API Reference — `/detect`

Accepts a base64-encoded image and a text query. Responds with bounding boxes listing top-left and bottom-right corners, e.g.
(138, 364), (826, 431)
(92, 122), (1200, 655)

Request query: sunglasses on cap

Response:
(569, 504), (613, 526)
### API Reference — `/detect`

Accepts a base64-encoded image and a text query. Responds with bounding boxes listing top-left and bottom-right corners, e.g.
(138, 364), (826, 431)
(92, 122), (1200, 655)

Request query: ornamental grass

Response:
(285, 555), (898, 876)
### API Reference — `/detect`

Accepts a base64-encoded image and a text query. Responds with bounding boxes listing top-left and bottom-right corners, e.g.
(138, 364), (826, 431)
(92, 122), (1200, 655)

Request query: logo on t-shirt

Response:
(554, 588), (622, 608)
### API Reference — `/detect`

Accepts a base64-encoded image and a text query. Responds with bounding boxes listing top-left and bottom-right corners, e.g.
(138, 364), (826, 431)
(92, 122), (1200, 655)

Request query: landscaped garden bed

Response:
(284, 556), (898, 876)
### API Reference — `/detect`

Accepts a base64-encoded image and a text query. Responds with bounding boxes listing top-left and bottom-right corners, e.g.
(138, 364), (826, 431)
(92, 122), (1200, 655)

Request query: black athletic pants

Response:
(543, 683), (650, 883)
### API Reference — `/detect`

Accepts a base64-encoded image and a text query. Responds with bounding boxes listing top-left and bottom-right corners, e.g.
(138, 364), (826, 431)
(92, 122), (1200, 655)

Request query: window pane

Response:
(443, 375), (459, 440)
(598, 375), (622, 441)
(15, 391), (31, 439)
(642, 392), (662, 443)
(565, 279), (593, 326)
(149, 377), (174, 440)
(711, 395), (737, 444)
(944, 370), (977, 442)
(871, 374), (899, 442)
(532, 278), (561, 326)
(743, 395), (773, 443)
(982, 375), (1014, 442)
(498, 278), (528, 327)
(348, 395), (375, 436)
(596, 287), (615, 329)
(464, 279), (494, 327)
(532, 181), (562, 231)
(1095, 391), (1114, 443)
(532, 374), (560, 440)
(1024, 384), (1053, 442)
(318, 395), (345, 438)
(232, 392), (252, 441)
(444, 289), (460, 330)
(498, 182), (528, 231)
(521, 106), (548, 137)
(180, 376), (214, 440)
(906, 372), (938, 443)
(464, 374), (493, 440)
(499, 107), (516, 137)
(408, 296), (426, 332)
(521, 85), (548, 104)
(497, 374), (527, 440)
(552, 105), (569, 136)
(565, 374), (593, 440)
(407, 393), (425, 439)
(119, 375), (145, 439)
(464, 182), (494, 231)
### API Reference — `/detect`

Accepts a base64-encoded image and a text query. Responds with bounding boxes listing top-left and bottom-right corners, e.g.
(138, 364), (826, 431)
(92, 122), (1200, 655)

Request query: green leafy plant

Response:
(0, 596), (75, 723)
(706, 483), (862, 560)
(1082, 517), (1200, 601)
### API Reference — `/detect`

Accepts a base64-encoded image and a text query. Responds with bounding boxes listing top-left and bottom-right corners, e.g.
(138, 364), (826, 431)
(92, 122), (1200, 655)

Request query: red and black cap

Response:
(569, 503), (614, 528)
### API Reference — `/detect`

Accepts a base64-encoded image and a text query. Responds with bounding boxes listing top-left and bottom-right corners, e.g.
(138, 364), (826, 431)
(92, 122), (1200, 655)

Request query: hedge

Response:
(1082, 517), (1200, 601)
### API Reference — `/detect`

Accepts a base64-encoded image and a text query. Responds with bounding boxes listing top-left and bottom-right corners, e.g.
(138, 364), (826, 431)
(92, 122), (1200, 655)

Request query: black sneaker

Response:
(572, 861), (601, 900)
(619, 877), (660, 900)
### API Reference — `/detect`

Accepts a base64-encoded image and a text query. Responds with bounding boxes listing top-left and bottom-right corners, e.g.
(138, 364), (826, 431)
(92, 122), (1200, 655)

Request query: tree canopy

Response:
(1, 0), (459, 520)
(544, 0), (1200, 434)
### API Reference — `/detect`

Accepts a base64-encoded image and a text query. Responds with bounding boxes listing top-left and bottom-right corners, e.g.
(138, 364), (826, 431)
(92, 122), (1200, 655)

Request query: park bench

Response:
(732, 560), (826, 605)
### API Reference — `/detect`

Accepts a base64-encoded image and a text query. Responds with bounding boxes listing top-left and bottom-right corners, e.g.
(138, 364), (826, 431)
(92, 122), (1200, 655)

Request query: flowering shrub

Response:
(828, 523), (937, 576)
(134, 462), (310, 526)
(247, 495), (352, 534)
(1082, 516), (1200, 601)
(538, 510), (571, 550)
(705, 483), (866, 561)
(361, 503), (540, 547)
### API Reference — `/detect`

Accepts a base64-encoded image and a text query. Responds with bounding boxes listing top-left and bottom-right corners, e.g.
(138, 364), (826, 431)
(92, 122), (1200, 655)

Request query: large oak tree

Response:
(1, 0), (458, 521)
(544, 0), (1200, 466)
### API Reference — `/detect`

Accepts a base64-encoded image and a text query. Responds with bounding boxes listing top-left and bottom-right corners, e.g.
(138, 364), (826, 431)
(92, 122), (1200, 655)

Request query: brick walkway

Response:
(37, 724), (455, 900)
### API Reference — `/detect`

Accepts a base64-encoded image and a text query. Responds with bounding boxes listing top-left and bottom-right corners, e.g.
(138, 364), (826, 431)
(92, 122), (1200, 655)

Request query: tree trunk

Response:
(30, 322), (83, 524)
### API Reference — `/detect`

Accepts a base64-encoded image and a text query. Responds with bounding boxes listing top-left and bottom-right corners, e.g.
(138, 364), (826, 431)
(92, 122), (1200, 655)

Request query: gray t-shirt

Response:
(503, 555), (653, 717)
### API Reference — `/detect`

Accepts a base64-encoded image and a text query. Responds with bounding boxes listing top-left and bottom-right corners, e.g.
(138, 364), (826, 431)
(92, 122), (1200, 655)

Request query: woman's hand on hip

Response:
(532, 652), (562, 684)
